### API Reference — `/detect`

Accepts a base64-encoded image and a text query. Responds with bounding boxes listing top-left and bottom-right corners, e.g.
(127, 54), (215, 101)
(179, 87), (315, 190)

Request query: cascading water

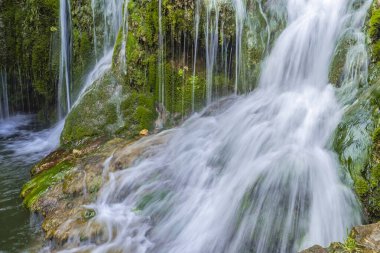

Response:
(158, 0), (165, 109)
(58, 0), (72, 119)
(103, 1), (123, 53)
(91, 0), (98, 62)
(233, 0), (245, 94)
(78, 0), (124, 102)
(205, 1), (220, 104)
(0, 69), (9, 119)
(119, 0), (130, 75)
(335, 0), (371, 106)
(55, 0), (366, 252)
(5, 0), (127, 166)
(191, 0), (201, 112)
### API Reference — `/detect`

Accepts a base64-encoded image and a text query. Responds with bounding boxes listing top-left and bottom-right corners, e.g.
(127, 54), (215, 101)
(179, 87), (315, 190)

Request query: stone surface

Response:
(300, 245), (328, 253)
(21, 131), (174, 245)
(301, 223), (380, 253)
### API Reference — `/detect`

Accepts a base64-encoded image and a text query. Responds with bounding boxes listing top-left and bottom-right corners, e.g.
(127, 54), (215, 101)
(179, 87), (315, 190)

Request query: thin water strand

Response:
(0, 69), (9, 119)
(58, 0), (72, 119)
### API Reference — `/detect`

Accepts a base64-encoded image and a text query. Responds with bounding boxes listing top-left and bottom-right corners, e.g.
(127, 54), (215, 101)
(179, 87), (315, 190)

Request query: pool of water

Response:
(0, 115), (62, 252)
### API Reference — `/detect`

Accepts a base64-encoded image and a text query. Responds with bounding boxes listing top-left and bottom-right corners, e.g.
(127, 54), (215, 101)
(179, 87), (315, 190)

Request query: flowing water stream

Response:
(58, 0), (73, 119)
(54, 0), (366, 252)
(0, 70), (9, 120)
(0, 115), (60, 252)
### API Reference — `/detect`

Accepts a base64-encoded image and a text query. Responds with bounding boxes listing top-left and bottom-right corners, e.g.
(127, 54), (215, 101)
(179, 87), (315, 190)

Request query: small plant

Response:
(82, 208), (96, 220)
(342, 235), (359, 253)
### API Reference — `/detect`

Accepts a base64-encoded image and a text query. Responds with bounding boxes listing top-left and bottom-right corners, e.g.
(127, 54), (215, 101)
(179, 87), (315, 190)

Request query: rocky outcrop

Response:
(301, 223), (380, 253)
(21, 130), (174, 245)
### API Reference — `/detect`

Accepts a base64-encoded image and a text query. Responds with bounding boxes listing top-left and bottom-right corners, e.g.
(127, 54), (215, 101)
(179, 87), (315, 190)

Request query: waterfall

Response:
(336, 0), (371, 105)
(55, 0), (366, 252)
(205, 1), (220, 104)
(192, 0), (201, 112)
(120, 0), (130, 75)
(233, 0), (245, 94)
(158, 0), (165, 109)
(75, 0), (124, 105)
(91, 0), (98, 62)
(12, 0), (127, 159)
(0, 69), (9, 119)
(58, 0), (72, 119)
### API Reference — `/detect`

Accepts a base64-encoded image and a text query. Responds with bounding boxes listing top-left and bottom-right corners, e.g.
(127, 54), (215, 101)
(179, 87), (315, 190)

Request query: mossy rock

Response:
(21, 161), (74, 210)
(61, 71), (158, 146)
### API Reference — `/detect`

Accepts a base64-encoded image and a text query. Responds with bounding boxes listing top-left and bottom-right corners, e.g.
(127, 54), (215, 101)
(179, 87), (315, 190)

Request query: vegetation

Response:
(332, 1), (380, 222)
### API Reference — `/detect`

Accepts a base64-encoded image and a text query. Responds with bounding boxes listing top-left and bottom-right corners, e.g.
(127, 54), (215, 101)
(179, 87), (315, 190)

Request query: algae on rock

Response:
(333, 0), (380, 222)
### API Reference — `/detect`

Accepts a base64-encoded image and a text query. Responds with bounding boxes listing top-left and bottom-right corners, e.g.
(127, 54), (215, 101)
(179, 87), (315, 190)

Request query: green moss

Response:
(134, 106), (155, 129)
(82, 209), (96, 220)
(120, 91), (156, 136)
(21, 161), (73, 210)
(355, 175), (370, 197)
(369, 7), (380, 42)
(370, 164), (380, 188)
(368, 5), (380, 64)
(0, 0), (60, 117)
(62, 0), (243, 145)
(61, 73), (120, 145)
(373, 127), (380, 143)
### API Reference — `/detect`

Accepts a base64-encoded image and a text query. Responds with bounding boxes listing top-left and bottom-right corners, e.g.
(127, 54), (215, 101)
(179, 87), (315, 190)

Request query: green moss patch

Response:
(21, 161), (73, 210)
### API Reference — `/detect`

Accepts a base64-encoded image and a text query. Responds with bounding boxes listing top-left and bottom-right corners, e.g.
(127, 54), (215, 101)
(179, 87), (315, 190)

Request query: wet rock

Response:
(351, 223), (380, 252)
(21, 132), (172, 247)
(301, 223), (380, 253)
(300, 245), (327, 253)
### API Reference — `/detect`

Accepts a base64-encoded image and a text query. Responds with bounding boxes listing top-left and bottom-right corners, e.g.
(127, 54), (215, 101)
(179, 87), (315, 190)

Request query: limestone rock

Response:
(21, 131), (173, 248)
(301, 223), (380, 253)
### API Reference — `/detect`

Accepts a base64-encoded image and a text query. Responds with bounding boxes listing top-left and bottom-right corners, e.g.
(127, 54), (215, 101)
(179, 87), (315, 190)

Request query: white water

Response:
(4, 120), (64, 163)
(0, 115), (31, 137)
(0, 115), (63, 164)
(56, 0), (364, 253)
(2, 0), (127, 163)
(205, 1), (220, 104)
(191, 0), (201, 112)
(78, 0), (124, 102)
(336, 0), (371, 105)
(158, 0), (165, 108)
(233, 0), (245, 94)
(120, 0), (130, 75)
(58, 0), (72, 119)
(0, 69), (9, 119)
